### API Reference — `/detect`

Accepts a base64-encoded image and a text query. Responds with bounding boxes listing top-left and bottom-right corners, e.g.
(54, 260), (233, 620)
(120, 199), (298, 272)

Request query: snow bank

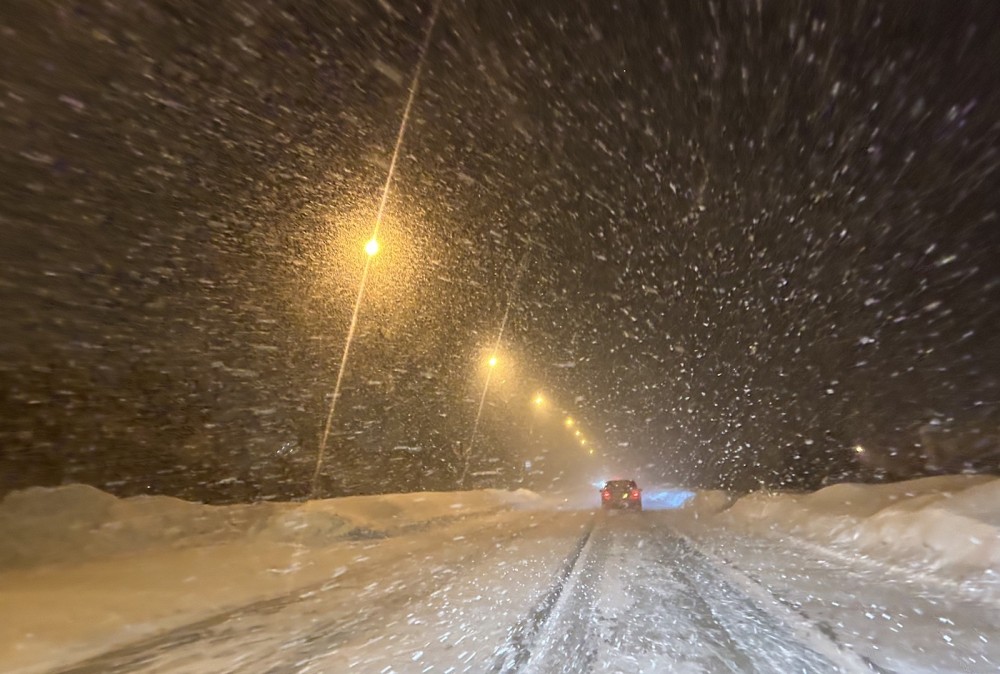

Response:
(258, 488), (542, 545)
(683, 489), (736, 517)
(0, 484), (263, 569)
(720, 475), (1000, 577)
(0, 484), (541, 569)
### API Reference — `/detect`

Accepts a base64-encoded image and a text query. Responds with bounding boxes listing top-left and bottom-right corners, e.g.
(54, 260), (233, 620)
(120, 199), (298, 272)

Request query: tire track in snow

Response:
(499, 513), (849, 673)
(667, 529), (875, 674)
(488, 520), (596, 673)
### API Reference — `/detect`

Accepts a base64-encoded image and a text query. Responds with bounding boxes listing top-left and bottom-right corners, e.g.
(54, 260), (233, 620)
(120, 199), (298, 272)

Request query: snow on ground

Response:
(0, 485), (541, 673)
(1, 476), (998, 673)
(714, 475), (1000, 597)
(680, 488), (736, 517)
(680, 522), (1000, 673)
(0, 484), (540, 569)
(660, 476), (1000, 672)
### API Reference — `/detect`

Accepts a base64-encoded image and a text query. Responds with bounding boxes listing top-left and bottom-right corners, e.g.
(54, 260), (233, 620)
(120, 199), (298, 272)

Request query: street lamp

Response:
(855, 444), (865, 455)
(462, 350), (501, 487)
(533, 394), (545, 407)
(565, 417), (574, 428)
(312, 235), (382, 496)
(311, 0), (443, 497)
(462, 242), (533, 488)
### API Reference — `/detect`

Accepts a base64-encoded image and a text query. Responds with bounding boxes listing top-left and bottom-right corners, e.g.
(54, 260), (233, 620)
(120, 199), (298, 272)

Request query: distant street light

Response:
(461, 243), (534, 488)
(526, 393), (546, 467)
(855, 444), (865, 454)
(365, 238), (380, 257)
(574, 430), (581, 437)
(565, 417), (574, 428)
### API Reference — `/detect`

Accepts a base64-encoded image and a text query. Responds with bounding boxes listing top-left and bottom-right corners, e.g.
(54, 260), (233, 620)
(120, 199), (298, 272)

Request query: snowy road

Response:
(49, 509), (994, 674)
(496, 513), (848, 674)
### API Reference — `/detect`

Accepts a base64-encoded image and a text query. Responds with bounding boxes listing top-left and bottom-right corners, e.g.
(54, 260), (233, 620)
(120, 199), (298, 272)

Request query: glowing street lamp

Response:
(855, 444), (865, 455)
(565, 417), (574, 428)
(462, 242), (533, 488)
(533, 394), (545, 407)
(311, 0), (443, 498)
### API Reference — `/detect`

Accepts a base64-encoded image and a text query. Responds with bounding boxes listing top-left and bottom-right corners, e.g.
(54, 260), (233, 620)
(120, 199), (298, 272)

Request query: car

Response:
(600, 479), (643, 511)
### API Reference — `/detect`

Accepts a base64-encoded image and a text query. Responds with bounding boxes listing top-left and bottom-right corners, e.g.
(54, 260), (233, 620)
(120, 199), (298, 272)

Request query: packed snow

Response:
(0, 477), (997, 672)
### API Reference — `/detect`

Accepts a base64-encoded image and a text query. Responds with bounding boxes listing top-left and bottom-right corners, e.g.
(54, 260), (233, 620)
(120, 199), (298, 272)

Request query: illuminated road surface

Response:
(55, 510), (996, 674)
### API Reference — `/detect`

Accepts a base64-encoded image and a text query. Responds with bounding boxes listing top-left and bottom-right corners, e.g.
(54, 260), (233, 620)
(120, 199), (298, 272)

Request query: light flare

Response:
(311, 0), (443, 496)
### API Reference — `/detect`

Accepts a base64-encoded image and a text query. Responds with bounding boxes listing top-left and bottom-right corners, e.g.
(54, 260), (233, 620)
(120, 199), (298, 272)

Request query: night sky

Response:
(2, 1), (999, 500)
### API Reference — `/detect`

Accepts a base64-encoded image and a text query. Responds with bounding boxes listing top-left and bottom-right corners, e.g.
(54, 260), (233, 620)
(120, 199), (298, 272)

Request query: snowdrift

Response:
(720, 475), (1000, 577)
(683, 489), (736, 516)
(258, 488), (540, 546)
(0, 484), (541, 569)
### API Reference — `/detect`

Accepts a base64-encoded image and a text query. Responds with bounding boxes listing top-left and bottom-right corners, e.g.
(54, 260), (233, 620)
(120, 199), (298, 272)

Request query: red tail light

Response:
(601, 490), (611, 500)
(629, 489), (640, 500)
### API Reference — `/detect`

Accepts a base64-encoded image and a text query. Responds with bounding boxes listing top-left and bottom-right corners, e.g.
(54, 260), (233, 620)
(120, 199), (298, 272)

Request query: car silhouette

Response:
(600, 479), (643, 511)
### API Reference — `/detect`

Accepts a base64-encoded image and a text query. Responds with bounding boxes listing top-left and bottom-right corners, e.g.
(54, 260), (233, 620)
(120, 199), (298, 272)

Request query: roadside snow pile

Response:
(0, 484), (265, 569)
(683, 489), (736, 517)
(721, 475), (1000, 576)
(0, 484), (541, 569)
(259, 488), (542, 545)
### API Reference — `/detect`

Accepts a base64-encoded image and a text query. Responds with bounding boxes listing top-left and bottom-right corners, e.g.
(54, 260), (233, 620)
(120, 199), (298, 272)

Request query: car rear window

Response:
(605, 480), (636, 490)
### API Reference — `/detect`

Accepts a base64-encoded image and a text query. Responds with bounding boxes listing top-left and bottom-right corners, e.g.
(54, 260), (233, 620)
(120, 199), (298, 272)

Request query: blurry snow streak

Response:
(311, 0), (443, 496)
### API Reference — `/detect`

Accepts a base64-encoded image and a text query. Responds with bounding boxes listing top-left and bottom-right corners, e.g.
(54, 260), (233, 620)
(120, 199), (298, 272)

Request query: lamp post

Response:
(460, 243), (533, 487)
(309, 0), (442, 499)
(459, 353), (502, 487)
(521, 393), (549, 486)
(311, 237), (380, 496)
